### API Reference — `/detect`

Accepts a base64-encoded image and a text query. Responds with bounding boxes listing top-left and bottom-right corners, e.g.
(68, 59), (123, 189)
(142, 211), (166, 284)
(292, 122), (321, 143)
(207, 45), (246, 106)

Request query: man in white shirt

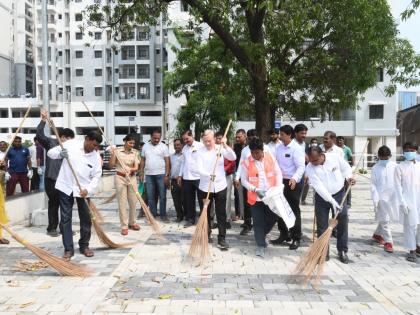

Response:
(319, 131), (344, 159)
(48, 131), (103, 260)
(170, 139), (184, 222)
(240, 138), (283, 257)
(306, 146), (355, 264)
(267, 129), (281, 156)
(292, 124), (308, 152)
(140, 129), (170, 222)
(197, 130), (236, 249)
(271, 125), (305, 250)
(177, 130), (204, 227)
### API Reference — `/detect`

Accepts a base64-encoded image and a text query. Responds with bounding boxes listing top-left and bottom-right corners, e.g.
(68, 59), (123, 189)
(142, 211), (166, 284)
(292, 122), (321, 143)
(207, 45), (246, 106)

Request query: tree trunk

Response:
(251, 69), (273, 143)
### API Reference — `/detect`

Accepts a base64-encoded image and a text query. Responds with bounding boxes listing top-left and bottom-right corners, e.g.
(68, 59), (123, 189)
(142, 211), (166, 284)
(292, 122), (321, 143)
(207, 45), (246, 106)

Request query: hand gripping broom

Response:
(293, 140), (369, 286)
(81, 102), (161, 235)
(0, 105), (91, 276)
(188, 120), (232, 264)
(46, 116), (131, 248)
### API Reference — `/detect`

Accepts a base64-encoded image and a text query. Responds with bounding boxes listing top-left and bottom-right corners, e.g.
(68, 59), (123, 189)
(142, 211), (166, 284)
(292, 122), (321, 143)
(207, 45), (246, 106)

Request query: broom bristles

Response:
(136, 192), (161, 235)
(293, 219), (338, 285)
(88, 200), (104, 223)
(1, 224), (91, 277)
(188, 202), (209, 264)
(92, 220), (134, 249)
(101, 192), (116, 205)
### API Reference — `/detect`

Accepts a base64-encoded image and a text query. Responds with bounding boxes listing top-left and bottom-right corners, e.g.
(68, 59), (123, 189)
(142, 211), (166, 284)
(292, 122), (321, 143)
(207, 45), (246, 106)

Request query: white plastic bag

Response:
(262, 186), (296, 228)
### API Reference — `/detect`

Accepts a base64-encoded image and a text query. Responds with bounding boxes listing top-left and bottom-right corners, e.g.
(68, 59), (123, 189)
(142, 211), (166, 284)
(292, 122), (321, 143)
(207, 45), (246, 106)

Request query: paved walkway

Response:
(0, 176), (419, 315)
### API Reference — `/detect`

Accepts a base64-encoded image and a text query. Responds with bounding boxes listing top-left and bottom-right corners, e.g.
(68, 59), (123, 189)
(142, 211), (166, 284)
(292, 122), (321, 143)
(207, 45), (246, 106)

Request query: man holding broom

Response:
(196, 130), (236, 249)
(305, 146), (355, 264)
(48, 131), (103, 260)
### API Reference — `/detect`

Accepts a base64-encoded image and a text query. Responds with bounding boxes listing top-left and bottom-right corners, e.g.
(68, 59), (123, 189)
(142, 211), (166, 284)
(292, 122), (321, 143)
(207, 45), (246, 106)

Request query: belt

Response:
(116, 171), (135, 177)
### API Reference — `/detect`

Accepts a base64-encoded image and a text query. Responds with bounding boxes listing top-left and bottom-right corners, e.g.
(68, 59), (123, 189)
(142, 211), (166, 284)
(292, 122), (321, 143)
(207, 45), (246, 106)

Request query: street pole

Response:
(41, 0), (50, 135)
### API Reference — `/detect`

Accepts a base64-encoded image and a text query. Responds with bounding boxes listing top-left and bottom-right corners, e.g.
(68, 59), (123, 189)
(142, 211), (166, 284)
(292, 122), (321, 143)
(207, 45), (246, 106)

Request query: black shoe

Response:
(240, 223), (246, 228)
(211, 222), (218, 229)
(175, 217), (183, 223)
(226, 222), (231, 229)
(289, 240), (300, 250)
(47, 230), (60, 237)
(270, 234), (289, 246)
(240, 227), (251, 235)
(183, 221), (194, 228)
(338, 251), (349, 264)
(161, 216), (170, 223)
(208, 236), (213, 243)
(218, 238), (229, 250)
(332, 228), (337, 238)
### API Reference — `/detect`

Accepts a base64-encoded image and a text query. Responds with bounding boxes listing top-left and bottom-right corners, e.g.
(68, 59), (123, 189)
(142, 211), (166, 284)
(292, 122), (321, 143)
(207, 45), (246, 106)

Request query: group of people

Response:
(1, 112), (420, 264)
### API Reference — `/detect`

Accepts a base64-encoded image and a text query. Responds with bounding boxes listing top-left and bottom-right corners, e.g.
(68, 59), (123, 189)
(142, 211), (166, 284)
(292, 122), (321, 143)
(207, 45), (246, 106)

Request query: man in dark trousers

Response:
(36, 110), (74, 237)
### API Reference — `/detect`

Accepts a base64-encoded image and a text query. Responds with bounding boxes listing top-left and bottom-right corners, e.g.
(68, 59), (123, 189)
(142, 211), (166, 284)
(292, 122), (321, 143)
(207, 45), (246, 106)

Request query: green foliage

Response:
(402, 0), (420, 20)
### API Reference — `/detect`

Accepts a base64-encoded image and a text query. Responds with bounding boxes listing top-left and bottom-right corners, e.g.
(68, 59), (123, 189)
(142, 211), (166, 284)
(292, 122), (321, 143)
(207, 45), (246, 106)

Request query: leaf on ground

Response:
(128, 253), (135, 259)
(7, 280), (20, 287)
(38, 283), (51, 289)
(20, 300), (35, 308)
(152, 277), (161, 284)
(15, 260), (48, 272)
(158, 294), (172, 299)
(120, 288), (131, 292)
(195, 287), (201, 293)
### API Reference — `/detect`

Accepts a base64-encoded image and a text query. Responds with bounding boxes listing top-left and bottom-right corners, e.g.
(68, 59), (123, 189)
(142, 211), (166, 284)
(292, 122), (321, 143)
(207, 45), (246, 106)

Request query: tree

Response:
(85, 0), (420, 140)
(402, 0), (420, 19)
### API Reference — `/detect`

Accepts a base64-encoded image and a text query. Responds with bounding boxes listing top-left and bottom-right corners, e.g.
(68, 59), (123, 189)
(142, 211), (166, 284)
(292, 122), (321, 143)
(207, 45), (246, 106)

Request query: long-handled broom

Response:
(293, 140), (369, 285)
(188, 120), (232, 264)
(46, 116), (131, 248)
(81, 101), (161, 235)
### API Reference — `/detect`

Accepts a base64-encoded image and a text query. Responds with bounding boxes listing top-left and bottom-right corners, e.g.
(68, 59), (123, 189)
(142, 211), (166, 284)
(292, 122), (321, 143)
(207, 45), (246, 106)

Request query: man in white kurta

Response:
(196, 130), (236, 249)
(371, 145), (399, 253)
(395, 142), (420, 262)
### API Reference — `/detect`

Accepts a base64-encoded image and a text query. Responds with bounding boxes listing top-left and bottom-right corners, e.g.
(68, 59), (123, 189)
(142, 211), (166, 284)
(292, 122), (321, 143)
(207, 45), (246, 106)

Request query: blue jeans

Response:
(59, 191), (92, 252)
(314, 187), (348, 252)
(251, 201), (279, 247)
(145, 174), (167, 217)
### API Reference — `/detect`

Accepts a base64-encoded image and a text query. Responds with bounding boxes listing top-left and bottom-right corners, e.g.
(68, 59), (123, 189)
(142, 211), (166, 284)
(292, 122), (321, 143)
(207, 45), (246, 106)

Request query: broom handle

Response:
(1, 104), (32, 161)
(334, 140), (369, 216)
(204, 120), (233, 202)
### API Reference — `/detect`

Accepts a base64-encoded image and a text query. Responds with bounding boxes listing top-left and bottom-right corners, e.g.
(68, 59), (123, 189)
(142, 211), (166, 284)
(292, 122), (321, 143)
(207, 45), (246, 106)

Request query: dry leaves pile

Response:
(15, 260), (49, 272)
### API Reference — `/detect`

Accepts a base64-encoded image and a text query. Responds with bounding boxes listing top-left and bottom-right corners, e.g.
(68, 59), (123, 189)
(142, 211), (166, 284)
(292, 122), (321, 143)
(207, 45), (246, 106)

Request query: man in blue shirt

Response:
(4, 136), (32, 196)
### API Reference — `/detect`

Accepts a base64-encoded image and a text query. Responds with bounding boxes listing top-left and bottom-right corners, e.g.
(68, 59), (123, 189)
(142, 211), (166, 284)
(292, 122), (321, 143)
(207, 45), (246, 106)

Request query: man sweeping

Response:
(240, 138), (283, 258)
(305, 146), (354, 264)
(48, 131), (103, 260)
(371, 145), (399, 253)
(395, 142), (420, 262)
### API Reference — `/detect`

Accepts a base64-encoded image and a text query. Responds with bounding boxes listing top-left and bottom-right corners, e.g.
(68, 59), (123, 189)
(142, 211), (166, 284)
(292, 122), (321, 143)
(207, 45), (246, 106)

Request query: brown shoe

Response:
(0, 238), (10, 245)
(121, 228), (128, 235)
(63, 250), (74, 261)
(128, 223), (140, 231)
(80, 248), (94, 257)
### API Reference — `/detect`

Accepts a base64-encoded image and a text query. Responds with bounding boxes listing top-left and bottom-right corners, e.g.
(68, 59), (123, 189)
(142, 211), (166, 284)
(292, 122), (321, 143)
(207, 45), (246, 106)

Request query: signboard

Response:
(275, 120), (281, 129)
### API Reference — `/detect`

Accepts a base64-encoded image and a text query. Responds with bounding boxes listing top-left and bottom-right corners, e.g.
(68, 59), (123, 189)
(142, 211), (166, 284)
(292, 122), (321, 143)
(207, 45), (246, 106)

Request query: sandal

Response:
(0, 238), (10, 245)
(80, 248), (94, 257)
(128, 223), (140, 231)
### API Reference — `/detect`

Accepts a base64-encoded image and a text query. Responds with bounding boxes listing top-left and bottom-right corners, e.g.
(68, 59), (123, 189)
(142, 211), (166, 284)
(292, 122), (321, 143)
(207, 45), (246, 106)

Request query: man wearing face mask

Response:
(370, 146), (399, 253)
(395, 142), (420, 262)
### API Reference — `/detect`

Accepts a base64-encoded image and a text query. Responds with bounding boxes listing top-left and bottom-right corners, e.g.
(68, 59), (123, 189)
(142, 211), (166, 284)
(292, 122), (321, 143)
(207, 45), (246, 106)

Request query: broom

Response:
(101, 192), (116, 205)
(293, 140), (369, 285)
(46, 116), (131, 248)
(81, 102), (161, 235)
(188, 120), (232, 263)
(0, 222), (91, 277)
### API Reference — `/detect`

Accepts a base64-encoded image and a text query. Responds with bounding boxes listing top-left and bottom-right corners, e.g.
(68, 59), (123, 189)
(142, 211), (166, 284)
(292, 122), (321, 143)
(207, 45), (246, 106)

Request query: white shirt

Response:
(305, 153), (352, 204)
(395, 160), (420, 226)
(240, 152), (283, 201)
(0, 151), (5, 161)
(320, 144), (344, 159)
(235, 144), (269, 181)
(170, 152), (183, 179)
(48, 139), (102, 197)
(197, 145), (236, 193)
(179, 141), (204, 180)
(29, 145), (37, 167)
(267, 141), (281, 156)
(371, 161), (399, 222)
(292, 138), (306, 152)
(275, 141), (305, 182)
(141, 142), (170, 175)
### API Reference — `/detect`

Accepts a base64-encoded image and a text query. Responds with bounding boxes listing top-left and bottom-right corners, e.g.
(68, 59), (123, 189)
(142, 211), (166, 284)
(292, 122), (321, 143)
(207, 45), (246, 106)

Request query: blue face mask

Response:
(404, 151), (417, 161)
(377, 159), (389, 166)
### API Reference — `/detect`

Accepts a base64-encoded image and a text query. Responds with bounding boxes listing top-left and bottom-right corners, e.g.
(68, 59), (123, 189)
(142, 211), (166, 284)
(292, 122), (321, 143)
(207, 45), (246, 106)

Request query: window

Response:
(0, 109), (8, 118)
(75, 50), (83, 58)
(377, 67), (384, 82)
(141, 126), (161, 135)
(121, 46), (135, 60)
(58, 69), (63, 74)
(58, 51), (62, 56)
(156, 86), (161, 93)
(58, 14), (62, 19)
(58, 32), (62, 38)
(94, 50), (102, 58)
(137, 65), (149, 78)
(94, 32), (102, 40)
(140, 111), (161, 117)
(369, 104), (384, 119)
(75, 111), (104, 117)
(137, 46), (149, 60)
(95, 69), (102, 76)
(0, 128), (8, 133)
(50, 112), (63, 117)
(94, 87), (103, 96)
(75, 32), (83, 40)
(75, 87), (84, 96)
(115, 111), (136, 116)
(138, 83), (150, 99)
(156, 49), (160, 55)
(75, 13), (83, 21)
(75, 69), (83, 76)
(115, 127), (130, 135)
(156, 67), (160, 73)
(76, 127), (102, 135)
